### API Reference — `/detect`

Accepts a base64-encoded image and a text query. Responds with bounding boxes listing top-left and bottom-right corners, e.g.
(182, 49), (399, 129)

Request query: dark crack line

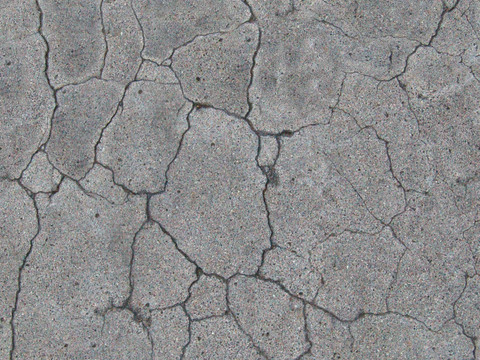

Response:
(225, 279), (270, 360)
(99, 0), (108, 78)
(9, 194), (41, 360)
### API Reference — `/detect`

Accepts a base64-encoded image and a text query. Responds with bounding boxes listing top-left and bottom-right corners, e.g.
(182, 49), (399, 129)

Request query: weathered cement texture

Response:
(184, 316), (262, 360)
(46, 79), (123, 180)
(97, 75), (190, 193)
(150, 107), (270, 278)
(2, 0), (480, 358)
(39, 0), (106, 88)
(185, 275), (227, 320)
(0, 35), (54, 179)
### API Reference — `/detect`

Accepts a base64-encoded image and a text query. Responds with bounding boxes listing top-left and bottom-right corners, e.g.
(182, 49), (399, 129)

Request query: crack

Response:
(9, 193), (41, 360)
(391, 0), (461, 82)
(385, 248), (408, 312)
(255, 135), (281, 275)
(99, 0), (108, 78)
(160, 103), (194, 194)
(451, 273), (478, 358)
(244, 21), (262, 120)
(179, 304), (193, 360)
(14, 0), (60, 184)
(225, 279), (270, 359)
(295, 303), (313, 360)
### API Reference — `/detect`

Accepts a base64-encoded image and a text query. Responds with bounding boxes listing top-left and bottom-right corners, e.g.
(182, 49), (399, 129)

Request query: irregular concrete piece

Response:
(248, 16), (346, 133)
(311, 229), (403, 320)
(388, 250), (468, 332)
(247, 1), (421, 133)
(150, 307), (189, 360)
(264, 228), (403, 320)
(20, 151), (62, 193)
(130, 222), (196, 315)
(455, 275), (480, 339)
(99, 309), (151, 360)
(257, 136), (278, 168)
(39, 0), (105, 88)
(229, 276), (308, 359)
(0, 35), (54, 179)
(350, 314), (473, 360)
(172, 23), (259, 116)
(97, 80), (190, 193)
(266, 112), (396, 258)
(137, 61), (179, 83)
(185, 316), (262, 360)
(389, 182), (477, 330)
(12, 179), (145, 359)
(304, 306), (353, 360)
(151, 108), (269, 277)
(133, 0), (250, 62)
(401, 47), (480, 203)
(47, 79), (123, 179)
(0, 179), (37, 360)
(185, 275), (227, 320)
(0, 0), (38, 42)
(101, 0), (143, 85)
(79, 164), (128, 205)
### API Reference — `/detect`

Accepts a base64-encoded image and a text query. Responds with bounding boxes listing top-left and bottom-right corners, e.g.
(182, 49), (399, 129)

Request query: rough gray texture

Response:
(185, 316), (261, 360)
(185, 275), (227, 320)
(97, 76), (190, 193)
(150, 107), (270, 278)
(0, 35), (54, 179)
(229, 275), (309, 359)
(39, 0), (105, 88)
(133, 0), (250, 63)
(20, 151), (62, 193)
(0, 180), (37, 359)
(172, 23), (259, 116)
(129, 222), (196, 315)
(2, 0), (480, 358)
(46, 79), (123, 180)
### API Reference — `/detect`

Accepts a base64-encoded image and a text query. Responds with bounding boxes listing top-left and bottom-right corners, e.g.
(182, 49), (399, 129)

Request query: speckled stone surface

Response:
(1, 0), (479, 358)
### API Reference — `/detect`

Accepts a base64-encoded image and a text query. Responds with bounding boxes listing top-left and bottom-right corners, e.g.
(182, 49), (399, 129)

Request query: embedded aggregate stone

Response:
(4, 0), (480, 358)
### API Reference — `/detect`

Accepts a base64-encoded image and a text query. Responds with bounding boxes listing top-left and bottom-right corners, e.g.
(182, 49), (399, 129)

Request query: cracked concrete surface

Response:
(1, 0), (480, 358)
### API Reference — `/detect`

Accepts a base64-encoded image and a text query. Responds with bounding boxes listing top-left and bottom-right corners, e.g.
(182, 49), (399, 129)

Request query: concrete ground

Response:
(1, 0), (480, 359)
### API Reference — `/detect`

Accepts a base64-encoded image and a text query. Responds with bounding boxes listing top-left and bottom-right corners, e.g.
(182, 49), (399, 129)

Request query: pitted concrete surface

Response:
(1, 0), (480, 359)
